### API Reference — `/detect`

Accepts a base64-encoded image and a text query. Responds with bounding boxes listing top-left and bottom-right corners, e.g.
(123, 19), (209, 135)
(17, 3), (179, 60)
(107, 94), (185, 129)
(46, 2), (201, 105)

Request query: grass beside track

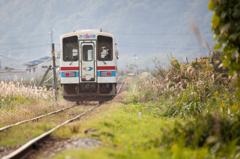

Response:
(0, 104), (94, 146)
(53, 100), (212, 159)
(0, 101), (73, 127)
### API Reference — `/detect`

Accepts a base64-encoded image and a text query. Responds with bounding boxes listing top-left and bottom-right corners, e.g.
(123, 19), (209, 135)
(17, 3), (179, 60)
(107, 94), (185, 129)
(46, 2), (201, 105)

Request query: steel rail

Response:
(2, 78), (125, 159)
(0, 104), (78, 132)
(117, 78), (124, 94)
(0, 78), (124, 133)
(2, 104), (100, 159)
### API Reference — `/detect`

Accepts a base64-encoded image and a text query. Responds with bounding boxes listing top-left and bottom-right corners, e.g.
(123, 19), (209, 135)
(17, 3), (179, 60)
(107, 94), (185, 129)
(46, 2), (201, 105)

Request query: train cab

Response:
(60, 29), (119, 103)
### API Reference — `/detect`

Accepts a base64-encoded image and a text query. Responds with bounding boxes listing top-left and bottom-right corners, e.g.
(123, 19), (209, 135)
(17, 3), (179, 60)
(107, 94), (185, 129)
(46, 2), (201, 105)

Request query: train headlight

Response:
(101, 71), (111, 76)
(65, 72), (75, 77)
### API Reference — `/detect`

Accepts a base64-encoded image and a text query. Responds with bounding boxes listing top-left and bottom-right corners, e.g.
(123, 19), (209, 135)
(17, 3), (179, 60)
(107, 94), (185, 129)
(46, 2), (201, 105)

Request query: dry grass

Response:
(0, 101), (74, 126)
(138, 57), (235, 99)
(0, 79), (62, 126)
(139, 58), (214, 93)
(0, 80), (54, 102)
(135, 56), (239, 118)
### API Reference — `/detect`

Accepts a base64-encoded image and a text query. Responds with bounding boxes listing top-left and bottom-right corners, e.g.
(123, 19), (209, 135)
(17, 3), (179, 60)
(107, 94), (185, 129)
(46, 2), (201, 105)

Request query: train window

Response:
(83, 45), (93, 61)
(97, 36), (112, 61)
(63, 36), (78, 61)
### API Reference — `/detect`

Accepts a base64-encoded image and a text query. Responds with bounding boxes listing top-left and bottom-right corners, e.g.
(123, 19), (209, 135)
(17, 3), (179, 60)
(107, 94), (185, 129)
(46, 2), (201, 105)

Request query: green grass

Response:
(0, 106), (90, 146)
(0, 122), (56, 146)
(53, 103), (214, 159)
(52, 74), (240, 159)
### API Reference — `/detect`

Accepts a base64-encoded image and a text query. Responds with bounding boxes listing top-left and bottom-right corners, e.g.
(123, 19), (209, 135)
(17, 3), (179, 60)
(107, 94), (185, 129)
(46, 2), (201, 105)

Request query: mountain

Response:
(0, 0), (213, 69)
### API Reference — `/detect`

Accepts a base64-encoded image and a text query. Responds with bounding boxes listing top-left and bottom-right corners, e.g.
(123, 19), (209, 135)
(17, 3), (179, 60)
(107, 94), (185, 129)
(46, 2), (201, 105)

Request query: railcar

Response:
(59, 29), (119, 104)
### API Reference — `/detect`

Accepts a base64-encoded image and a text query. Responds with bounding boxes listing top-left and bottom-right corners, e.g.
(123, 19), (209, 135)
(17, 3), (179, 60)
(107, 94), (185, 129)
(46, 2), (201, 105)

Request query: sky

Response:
(0, 0), (214, 70)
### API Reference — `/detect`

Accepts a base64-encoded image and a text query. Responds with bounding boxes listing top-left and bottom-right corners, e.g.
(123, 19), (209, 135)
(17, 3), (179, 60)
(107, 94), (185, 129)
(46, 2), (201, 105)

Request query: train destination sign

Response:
(79, 34), (96, 39)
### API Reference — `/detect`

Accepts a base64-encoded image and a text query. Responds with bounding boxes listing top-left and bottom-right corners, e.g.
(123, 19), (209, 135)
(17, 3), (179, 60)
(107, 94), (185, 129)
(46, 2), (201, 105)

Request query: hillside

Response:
(0, 0), (213, 69)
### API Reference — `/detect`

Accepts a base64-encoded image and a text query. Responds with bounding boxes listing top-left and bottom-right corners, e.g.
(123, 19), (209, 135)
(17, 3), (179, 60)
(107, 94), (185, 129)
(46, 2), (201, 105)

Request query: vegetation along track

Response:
(0, 77), (124, 133)
(0, 104), (79, 132)
(1, 77), (124, 159)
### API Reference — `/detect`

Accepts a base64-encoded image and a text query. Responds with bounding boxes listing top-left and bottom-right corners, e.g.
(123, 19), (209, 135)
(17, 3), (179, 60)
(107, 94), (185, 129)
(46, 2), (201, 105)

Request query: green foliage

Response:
(161, 113), (240, 158)
(121, 95), (139, 105)
(53, 104), (214, 159)
(4, 66), (13, 70)
(209, 0), (240, 88)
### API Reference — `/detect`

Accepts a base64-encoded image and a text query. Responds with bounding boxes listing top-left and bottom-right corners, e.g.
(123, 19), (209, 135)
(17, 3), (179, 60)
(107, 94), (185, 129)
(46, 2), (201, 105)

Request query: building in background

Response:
(23, 56), (59, 73)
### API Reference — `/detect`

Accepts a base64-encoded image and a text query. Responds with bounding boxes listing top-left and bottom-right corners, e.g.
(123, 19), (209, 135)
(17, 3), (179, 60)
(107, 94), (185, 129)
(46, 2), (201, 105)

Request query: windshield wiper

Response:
(69, 57), (77, 65)
(69, 59), (74, 65)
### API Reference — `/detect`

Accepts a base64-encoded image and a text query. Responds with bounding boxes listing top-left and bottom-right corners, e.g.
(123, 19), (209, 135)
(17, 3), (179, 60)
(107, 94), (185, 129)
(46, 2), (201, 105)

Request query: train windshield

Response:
(63, 36), (78, 61)
(97, 36), (112, 61)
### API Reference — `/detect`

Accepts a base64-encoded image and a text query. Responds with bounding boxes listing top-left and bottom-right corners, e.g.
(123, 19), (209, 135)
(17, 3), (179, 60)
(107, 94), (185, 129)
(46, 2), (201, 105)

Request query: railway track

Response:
(0, 78), (124, 133)
(1, 77), (124, 159)
(0, 104), (78, 132)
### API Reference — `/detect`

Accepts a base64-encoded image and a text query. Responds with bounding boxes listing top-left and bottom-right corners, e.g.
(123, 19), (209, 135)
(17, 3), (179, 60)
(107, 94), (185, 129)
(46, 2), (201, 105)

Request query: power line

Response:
(0, 32), (211, 40)
(0, 49), (54, 63)
(112, 32), (213, 36)
(118, 44), (206, 49)
(119, 42), (203, 47)
(0, 40), (51, 46)
(0, 44), (50, 53)
(0, 54), (23, 62)
(4, 33), (62, 38)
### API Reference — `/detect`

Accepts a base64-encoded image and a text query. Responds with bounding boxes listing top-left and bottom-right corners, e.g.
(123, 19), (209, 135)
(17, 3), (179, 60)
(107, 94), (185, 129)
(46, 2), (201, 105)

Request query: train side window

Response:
(63, 36), (78, 61)
(83, 45), (93, 61)
(97, 36), (112, 61)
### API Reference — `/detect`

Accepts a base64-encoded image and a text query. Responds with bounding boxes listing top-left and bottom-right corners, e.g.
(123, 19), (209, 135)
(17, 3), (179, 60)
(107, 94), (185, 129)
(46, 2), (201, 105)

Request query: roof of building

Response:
(23, 56), (52, 66)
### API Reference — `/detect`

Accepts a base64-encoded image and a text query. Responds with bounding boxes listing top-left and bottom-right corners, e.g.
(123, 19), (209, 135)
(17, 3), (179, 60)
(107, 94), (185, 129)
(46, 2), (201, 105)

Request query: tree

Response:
(209, 0), (240, 89)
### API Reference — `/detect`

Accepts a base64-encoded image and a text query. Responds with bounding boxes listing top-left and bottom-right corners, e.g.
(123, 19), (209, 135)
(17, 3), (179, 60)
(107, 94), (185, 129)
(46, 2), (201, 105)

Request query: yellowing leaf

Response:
(232, 103), (238, 110)
(220, 101), (224, 108)
(212, 14), (220, 28)
(213, 43), (222, 50)
(208, 1), (215, 10)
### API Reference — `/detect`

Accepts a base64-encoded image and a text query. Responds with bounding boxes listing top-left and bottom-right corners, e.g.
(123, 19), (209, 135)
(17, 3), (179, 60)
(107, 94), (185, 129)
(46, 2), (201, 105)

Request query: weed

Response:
(161, 112), (240, 158)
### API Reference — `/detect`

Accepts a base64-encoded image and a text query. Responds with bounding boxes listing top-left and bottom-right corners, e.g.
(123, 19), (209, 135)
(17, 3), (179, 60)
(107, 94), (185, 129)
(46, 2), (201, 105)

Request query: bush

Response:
(161, 113), (240, 158)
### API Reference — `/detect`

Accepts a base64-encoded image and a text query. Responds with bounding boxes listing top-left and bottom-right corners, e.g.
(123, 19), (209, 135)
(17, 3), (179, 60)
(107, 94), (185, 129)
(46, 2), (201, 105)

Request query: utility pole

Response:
(48, 28), (55, 51)
(49, 28), (54, 44)
(133, 54), (138, 76)
(48, 28), (57, 101)
(125, 56), (128, 76)
(52, 43), (57, 101)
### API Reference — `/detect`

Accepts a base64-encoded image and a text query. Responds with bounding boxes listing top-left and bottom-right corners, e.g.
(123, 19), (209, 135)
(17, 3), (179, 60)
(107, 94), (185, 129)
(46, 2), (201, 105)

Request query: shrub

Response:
(161, 113), (240, 158)
(137, 56), (238, 118)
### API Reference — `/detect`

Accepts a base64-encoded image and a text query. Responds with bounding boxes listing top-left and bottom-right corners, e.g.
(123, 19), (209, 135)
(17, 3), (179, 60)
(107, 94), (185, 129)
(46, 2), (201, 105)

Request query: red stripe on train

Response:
(97, 66), (116, 70)
(60, 66), (116, 70)
(60, 67), (79, 71)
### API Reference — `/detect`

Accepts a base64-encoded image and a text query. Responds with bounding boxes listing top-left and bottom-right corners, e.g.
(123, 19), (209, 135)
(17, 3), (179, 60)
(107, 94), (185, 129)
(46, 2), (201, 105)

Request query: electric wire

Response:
(0, 54), (23, 62)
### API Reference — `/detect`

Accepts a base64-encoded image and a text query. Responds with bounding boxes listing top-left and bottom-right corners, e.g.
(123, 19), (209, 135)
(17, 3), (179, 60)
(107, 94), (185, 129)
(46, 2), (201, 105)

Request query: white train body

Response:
(59, 30), (118, 102)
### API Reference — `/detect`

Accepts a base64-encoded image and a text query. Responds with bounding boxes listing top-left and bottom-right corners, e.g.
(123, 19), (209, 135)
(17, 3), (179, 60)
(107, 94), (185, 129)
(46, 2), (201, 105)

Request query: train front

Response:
(60, 30), (118, 103)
